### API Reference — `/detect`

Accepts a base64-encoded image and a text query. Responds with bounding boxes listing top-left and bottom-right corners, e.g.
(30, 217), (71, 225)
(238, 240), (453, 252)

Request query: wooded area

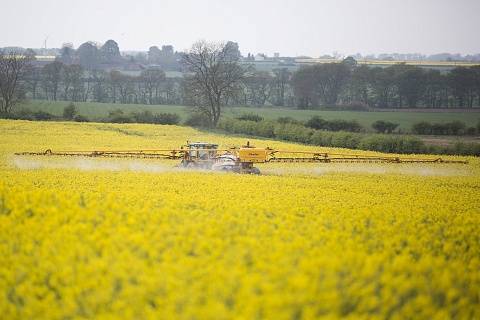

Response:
(1, 40), (480, 121)
(12, 60), (480, 110)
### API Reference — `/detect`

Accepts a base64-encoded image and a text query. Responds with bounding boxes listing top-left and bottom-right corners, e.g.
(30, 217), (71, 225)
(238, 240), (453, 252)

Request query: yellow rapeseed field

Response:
(1, 120), (479, 319)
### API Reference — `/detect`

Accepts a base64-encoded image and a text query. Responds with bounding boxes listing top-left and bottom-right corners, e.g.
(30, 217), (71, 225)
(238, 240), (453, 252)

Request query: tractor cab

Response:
(178, 142), (219, 169)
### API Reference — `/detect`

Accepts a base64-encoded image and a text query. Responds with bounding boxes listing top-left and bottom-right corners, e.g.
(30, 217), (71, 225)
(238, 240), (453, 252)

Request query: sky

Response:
(1, 0), (479, 57)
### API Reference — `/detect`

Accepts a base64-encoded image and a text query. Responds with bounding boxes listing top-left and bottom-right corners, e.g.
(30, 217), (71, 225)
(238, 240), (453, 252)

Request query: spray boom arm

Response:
(15, 142), (468, 174)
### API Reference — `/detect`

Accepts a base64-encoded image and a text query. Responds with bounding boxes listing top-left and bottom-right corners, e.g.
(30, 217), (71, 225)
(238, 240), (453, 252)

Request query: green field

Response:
(23, 100), (480, 133)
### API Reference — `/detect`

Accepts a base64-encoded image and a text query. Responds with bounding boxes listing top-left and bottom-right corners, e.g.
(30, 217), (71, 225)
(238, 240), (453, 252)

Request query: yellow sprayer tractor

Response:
(15, 141), (468, 174)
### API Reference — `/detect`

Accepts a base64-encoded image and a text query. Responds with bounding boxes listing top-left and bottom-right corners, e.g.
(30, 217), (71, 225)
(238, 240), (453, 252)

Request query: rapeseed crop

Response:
(1, 120), (479, 319)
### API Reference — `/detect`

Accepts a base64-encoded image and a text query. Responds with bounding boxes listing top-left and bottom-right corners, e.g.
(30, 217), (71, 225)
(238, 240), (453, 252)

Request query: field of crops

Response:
(1, 120), (479, 319)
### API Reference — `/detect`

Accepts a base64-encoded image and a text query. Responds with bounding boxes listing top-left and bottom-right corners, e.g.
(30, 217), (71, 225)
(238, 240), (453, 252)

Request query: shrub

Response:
(413, 120), (467, 136)
(255, 120), (276, 138)
(130, 110), (155, 124)
(372, 120), (399, 134)
(358, 136), (400, 153)
(446, 121), (466, 135)
(74, 114), (90, 122)
(411, 121), (432, 135)
(465, 127), (476, 136)
(305, 116), (327, 130)
(358, 135), (427, 154)
(184, 113), (211, 127)
(11, 108), (35, 120)
(327, 119), (363, 133)
(154, 113), (180, 125)
(218, 118), (237, 133)
(399, 137), (426, 154)
(63, 103), (76, 120)
(277, 116), (301, 125)
(235, 113), (264, 122)
(107, 109), (134, 123)
(33, 110), (56, 121)
(450, 142), (480, 156)
(331, 132), (361, 149)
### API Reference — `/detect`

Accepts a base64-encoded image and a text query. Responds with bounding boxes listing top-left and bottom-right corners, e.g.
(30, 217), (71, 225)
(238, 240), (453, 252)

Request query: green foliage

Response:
(107, 109), (134, 123)
(154, 113), (180, 125)
(121, 110), (180, 125)
(411, 120), (468, 136)
(372, 120), (400, 134)
(305, 115), (327, 130)
(235, 112), (264, 122)
(33, 110), (56, 121)
(305, 116), (364, 133)
(7, 108), (57, 121)
(411, 121), (432, 135)
(277, 116), (301, 125)
(63, 103), (77, 120)
(327, 119), (363, 132)
(450, 142), (480, 156)
(358, 135), (426, 154)
(400, 137), (426, 154)
(445, 121), (466, 135)
(217, 116), (447, 155)
(130, 110), (156, 124)
(9, 108), (35, 120)
(74, 114), (90, 122)
(184, 113), (212, 127)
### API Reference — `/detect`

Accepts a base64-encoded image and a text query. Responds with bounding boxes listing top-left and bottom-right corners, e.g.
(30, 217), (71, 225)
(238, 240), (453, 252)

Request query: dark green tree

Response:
(75, 41), (100, 70)
(396, 65), (427, 108)
(447, 67), (476, 108)
(101, 39), (121, 61)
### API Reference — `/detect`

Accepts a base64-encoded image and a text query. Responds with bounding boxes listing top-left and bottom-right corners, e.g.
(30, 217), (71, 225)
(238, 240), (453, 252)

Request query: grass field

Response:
(23, 100), (480, 133)
(1, 120), (479, 319)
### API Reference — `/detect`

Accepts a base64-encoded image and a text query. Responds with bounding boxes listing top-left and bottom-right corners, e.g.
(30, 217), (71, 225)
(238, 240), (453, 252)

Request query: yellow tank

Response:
(239, 148), (267, 163)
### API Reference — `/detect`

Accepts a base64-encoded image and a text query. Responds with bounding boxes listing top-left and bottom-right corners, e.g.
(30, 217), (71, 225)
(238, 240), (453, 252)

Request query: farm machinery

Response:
(15, 141), (468, 174)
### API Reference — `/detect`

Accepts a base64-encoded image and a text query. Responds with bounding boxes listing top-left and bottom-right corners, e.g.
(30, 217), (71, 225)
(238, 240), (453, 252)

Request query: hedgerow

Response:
(218, 117), (478, 156)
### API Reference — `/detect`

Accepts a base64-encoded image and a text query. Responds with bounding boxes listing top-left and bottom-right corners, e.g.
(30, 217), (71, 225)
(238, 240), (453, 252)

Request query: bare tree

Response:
(0, 50), (34, 115)
(117, 74), (135, 104)
(138, 69), (166, 104)
(27, 68), (42, 100)
(243, 70), (272, 107)
(42, 60), (64, 100)
(90, 69), (108, 102)
(62, 64), (84, 101)
(181, 40), (251, 127)
(271, 68), (291, 107)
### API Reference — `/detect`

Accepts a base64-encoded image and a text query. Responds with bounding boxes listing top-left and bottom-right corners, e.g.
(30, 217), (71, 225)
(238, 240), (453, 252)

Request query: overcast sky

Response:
(1, 0), (479, 57)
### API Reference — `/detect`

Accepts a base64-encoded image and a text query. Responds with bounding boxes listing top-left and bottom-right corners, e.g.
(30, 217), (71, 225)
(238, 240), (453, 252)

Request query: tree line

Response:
(17, 60), (480, 110)
(17, 59), (480, 110)
(291, 62), (480, 109)
(2, 40), (480, 128)
(27, 61), (180, 105)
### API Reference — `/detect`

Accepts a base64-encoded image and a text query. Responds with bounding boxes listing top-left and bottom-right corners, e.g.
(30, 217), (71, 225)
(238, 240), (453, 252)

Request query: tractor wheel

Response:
(252, 167), (261, 175)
